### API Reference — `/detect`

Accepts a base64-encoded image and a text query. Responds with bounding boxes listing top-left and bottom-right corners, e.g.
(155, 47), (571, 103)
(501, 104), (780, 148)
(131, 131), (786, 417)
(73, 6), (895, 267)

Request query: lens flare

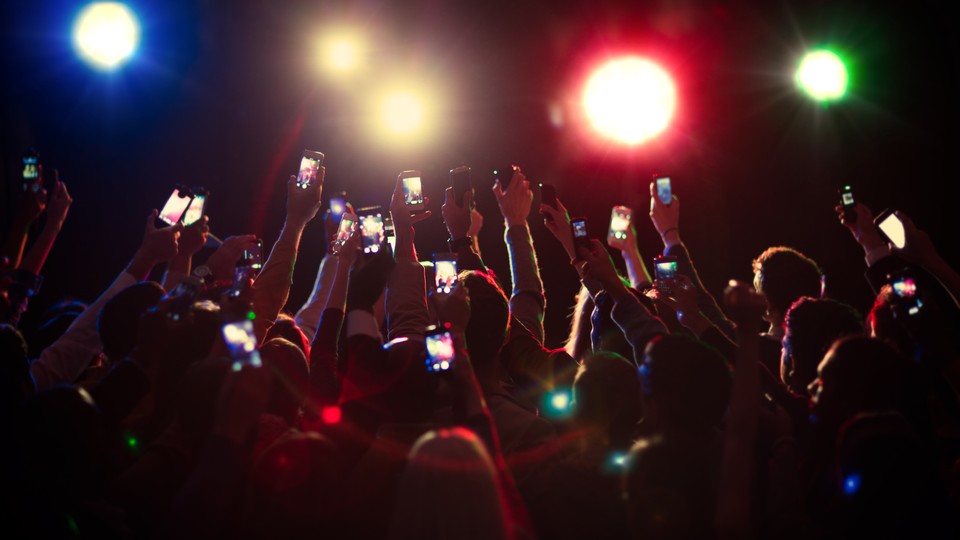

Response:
(796, 50), (848, 101)
(583, 57), (676, 144)
(73, 3), (140, 71)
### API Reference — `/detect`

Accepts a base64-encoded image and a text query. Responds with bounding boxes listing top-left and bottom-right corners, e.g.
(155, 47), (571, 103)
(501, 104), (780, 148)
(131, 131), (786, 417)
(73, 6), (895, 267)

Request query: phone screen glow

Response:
(336, 216), (356, 246)
(573, 220), (588, 238)
(183, 195), (204, 226)
(878, 215), (906, 249)
(426, 331), (455, 372)
(360, 213), (385, 253)
(296, 156), (322, 189)
(222, 320), (263, 369)
(402, 176), (424, 205)
(656, 177), (672, 205)
(434, 260), (458, 293)
(656, 261), (677, 280)
(609, 208), (631, 240)
(159, 191), (192, 225)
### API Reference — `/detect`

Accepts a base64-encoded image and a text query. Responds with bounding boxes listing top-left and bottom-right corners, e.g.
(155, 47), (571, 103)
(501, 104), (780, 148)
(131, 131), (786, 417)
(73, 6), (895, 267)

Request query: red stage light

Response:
(582, 57), (676, 145)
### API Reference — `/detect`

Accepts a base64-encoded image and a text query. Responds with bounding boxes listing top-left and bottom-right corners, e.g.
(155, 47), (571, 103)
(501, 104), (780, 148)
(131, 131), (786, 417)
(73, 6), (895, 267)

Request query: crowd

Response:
(2, 158), (959, 539)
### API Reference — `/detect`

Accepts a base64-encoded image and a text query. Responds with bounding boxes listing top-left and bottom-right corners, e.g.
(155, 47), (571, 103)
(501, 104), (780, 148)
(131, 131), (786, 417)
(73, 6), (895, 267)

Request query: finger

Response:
(410, 210), (433, 224)
(146, 209), (159, 230)
(492, 180), (504, 202)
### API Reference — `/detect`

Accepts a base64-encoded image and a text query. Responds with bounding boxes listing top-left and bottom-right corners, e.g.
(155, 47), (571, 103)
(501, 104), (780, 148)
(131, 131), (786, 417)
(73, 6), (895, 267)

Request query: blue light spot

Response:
(843, 473), (861, 496)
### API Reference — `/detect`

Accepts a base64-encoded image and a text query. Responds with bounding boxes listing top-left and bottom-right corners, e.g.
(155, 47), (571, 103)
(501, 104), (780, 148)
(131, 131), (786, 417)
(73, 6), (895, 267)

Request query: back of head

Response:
(829, 412), (954, 537)
(868, 285), (917, 356)
(640, 335), (732, 436)
(782, 297), (863, 395)
(250, 430), (345, 538)
(622, 436), (718, 540)
(389, 427), (509, 540)
(752, 247), (822, 318)
(266, 314), (310, 357)
(97, 281), (165, 361)
(260, 337), (310, 423)
(573, 351), (642, 447)
(459, 270), (509, 366)
(813, 337), (927, 433)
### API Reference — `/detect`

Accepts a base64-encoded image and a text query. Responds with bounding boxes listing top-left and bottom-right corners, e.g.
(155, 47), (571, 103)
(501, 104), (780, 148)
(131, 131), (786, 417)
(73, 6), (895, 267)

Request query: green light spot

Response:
(247, 311), (256, 321)
(67, 514), (79, 535)
(127, 436), (138, 450)
(796, 49), (849, 102)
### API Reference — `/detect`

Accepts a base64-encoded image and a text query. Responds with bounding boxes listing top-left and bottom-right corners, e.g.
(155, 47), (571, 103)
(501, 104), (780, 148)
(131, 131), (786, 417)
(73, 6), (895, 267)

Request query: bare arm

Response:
(19, 180), (71, 275)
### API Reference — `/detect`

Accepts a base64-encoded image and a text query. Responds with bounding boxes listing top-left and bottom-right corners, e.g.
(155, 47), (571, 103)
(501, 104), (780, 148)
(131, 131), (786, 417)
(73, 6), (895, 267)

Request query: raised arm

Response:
(30, 211), (182, 391)
(296, 211), (349, 340)
(161, 216), (209, 292)
(387, 172), (432, 341)
(618, 222), (653, 289)
(442, 186), (486, 271)
(493, 170), (545, 341)
(2, 177), (47, 269)
(19, 179), (72, 276)
(252, 171), (323, 341)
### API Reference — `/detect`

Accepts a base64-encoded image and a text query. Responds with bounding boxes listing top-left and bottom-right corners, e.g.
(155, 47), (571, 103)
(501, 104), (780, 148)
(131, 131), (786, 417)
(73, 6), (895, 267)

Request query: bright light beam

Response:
(583, 57), (676, 145)
(379, 90), (425, 136)
(796, 50), (849, 102)
(73, 3), (141, 71)
(321, 33), (364, 74)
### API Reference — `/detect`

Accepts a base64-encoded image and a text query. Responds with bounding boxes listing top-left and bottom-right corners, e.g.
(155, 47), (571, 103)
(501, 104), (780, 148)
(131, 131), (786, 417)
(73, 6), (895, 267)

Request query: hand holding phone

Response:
(241, 239), (264, 270)
(875, 209), (906, 249)
(838, 184), (857, 223)
(400, 170), (425, 212)
(358, 206), (386, 255)
(333, 212), (358, 254)
(654, 176), (672, 206)
(296, 150), (325, 189)
(433, 253), (458, 294)
(607, 206), (632, 250)
(494, 164), (518, 191)
(450, 166), (473, 208)
(425, 324), (456, 372)
(653, 255), (678, 294)
(22, 149), (41, 193)
(571, 217), (591, 252)
(183, 189), (207, 226)
(158, 187), (195, 226)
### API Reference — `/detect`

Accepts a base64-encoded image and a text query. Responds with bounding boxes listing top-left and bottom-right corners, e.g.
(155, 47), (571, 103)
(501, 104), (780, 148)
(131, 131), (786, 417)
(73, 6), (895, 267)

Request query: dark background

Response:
(3, 0), (959, 348)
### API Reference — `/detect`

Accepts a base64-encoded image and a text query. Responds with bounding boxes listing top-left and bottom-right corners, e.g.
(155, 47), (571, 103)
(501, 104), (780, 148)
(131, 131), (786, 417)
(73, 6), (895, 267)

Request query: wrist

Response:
(504, 216), (527, 229)
(660, 228), (681, 247)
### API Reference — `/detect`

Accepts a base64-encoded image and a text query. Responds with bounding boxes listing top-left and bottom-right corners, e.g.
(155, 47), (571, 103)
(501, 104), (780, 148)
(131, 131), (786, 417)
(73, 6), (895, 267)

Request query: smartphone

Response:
(450, 166), (472, 208)
(540, 183), (557, 210)
(22, 149), (40, 192)
(296, 150), (325, 189)
(889, 273), (923, 316)
(875, 209), (906, 249)
(655, 176), (672, 206)
(229, 265), (255, 299)
(334, 212), (357, 253)
(606, 206), (632, 249)
(158, 187), (195, 226)
(357, 206), (385, 254)
(182, 192), (206, 226)
(839, 184), (856, 222)
(240, 239), (264, 270)
(433, 253), (458, 294)
(400, 170), (425, 212)
(329, 192), (348, 221)
(222, 319), (263, 370)
(425, 325), (456, 372)
(654, 255), (678, 294)
(571, 216), (590, 251)
(494, 164), (517, 191)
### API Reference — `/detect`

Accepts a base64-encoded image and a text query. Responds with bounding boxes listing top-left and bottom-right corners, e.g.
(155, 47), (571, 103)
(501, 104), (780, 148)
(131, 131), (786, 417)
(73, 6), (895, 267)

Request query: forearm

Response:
(609, 288), (668, 363)
(295, 255), (339, 340)
(18, 223), (61, 275)
(252, 220), (305, 339)
(161, 254), (192, 292)
(505, 225), (545, 341)
(622, 248), (653, 289)
(925, 256), (960, 309)
(665, 242), (735, 338)
(3, 215), (34, 269)
(385, 258), (429, 340)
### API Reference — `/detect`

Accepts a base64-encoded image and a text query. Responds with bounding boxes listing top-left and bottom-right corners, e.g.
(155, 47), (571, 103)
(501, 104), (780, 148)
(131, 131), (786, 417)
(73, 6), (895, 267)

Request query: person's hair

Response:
(259, 337), (310, 423)
(458, 270), (509, 365)
(97, 281), (166, 361)
(250, 430), (346, 538)
(640, 335), (732, 435)
(622, 436), (717, 540)
(265, 314), (310, 357)
(389, 427), (509, 540)
(813, 337), (929, 435)
(752, 247), (822, 317)
(867, 285), (915, 355)
(564, 285), (594, 364)
(573, 351), (642, 448)
(782, 297), (863, 395)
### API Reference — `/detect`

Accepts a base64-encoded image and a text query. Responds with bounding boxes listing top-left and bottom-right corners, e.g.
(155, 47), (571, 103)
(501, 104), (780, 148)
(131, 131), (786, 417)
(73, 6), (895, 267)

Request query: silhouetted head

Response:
(98, 281), (165, 361)
(622, 436), (718, 540)
(573, 351), (642, 448)
(458, 270), (509, 367)
(260, 337), (310, 423)
(781, 297), (863, 395)
(810, 337), (927, 434)
(640, 335), (731, 436)
(752, 247), (822, 324)
(389, 427), (509, 540)
(266, 314), (310, 357)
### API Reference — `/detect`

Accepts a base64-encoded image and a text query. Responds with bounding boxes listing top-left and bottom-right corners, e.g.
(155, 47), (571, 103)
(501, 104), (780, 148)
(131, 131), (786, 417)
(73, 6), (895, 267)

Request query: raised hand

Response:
(649, 182), (680, 246)
(390, 173), (433, 230)
(127, 210), (184, 279)
(286, 169), (324, 227)
(540, 197), (575, 259)
(835, 202), (885, 252)
(206, 235), (258, 281)
(893, 211), (938, 265)
(442, 187), (474, 240)
(576, 239), (629, 298)
(493, 172), (533, 228)
(46, 177), (72, 230)
(179, 215), (210, 258)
